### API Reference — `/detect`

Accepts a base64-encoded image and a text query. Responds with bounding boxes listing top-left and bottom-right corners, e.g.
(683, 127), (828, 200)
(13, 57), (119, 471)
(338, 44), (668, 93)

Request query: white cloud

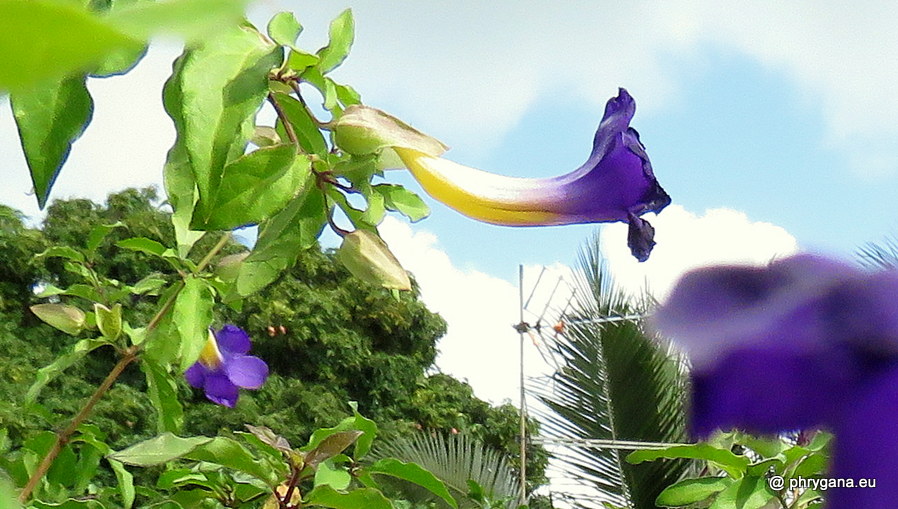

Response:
(0, 45), (181, 223)
(277, 0), (898, 173)
(379, 216), (563, 404)
(602, 204), (800, 301)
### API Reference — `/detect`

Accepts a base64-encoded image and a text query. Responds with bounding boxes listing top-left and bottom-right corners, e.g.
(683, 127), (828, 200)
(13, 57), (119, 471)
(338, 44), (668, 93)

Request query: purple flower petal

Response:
(215, 324), (251, 355)
(224, 355), (269, 389)
(828, 366), (898, 508)
(690, 343), (860, 437)
(203, 372), (240, 408)
(184, 362), (207, 389)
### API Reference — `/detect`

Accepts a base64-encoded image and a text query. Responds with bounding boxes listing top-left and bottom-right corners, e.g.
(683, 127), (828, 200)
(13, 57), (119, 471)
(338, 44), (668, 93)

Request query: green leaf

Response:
(0, 0), (141, 92)
(304, 431), (362, 469)
(360, 192), (386, 226)
(235, 179), (326, 296)
(303, 485), (392, 509)
(116, 237), (168, 257)
(374, 184), (430, 222)
(333, 82), (361, 107)
(316, 9), (354, 73)
(708, 475), (775, 509)
(186, 437), (275, 484)
(109, 459), (135, 509)
(30, 303), (87, 335)
(37, 245), (86, 263)
(192, 145), (310, 230)
(131, 276), (167, 295)
(104, 0), (251, 43)
(162, 53), (205, 258)
(172, 26), (282, 222)
(365, 458), (458, 509)
(314, 459), (352, 490)
(26, 338), (110, 402)
(10, 74), (93, 208)
(86, 222), (125, 253)
(655, 477), (732, 507)
(108, 433), (212, 466)
(303, 403), (378, 460)
(94, 303), (122, 340)
(334, 105), (448, 157)
(173, 277), (214, 371)
(267, 11), (302, 48)
(287, 50), (319, 71)
(627, 444), (750, 478)
(141, 359), (184, 433)
(270, 92), (329, 156)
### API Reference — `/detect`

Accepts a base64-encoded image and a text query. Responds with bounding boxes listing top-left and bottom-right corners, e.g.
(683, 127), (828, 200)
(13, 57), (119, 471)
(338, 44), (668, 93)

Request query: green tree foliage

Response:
(0, 188), (548, 494)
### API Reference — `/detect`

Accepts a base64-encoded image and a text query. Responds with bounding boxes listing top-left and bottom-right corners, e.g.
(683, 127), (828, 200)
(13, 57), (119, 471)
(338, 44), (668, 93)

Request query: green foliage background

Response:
(0, 188), (548, 498)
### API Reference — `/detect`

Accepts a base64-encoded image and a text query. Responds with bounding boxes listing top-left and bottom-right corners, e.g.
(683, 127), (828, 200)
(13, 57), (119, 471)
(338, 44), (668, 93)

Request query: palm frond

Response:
(534, 233), (691, 509)
(370, 432), (521, 508)
(857, 235), (898, 270)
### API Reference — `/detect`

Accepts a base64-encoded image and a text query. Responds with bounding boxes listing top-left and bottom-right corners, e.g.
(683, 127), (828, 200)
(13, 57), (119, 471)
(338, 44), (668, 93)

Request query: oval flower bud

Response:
(336, 230), (411, 291)
(30, 303), (86, 336)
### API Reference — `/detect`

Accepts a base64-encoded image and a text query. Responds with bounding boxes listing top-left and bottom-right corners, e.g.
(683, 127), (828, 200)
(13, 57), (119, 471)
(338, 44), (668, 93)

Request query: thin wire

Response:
(531, 437), (693, 450)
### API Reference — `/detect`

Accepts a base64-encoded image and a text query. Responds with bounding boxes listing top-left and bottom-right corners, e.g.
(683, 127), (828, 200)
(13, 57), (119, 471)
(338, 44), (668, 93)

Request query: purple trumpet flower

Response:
(185, 325), (268, 408)
(652, 254), (898, 508)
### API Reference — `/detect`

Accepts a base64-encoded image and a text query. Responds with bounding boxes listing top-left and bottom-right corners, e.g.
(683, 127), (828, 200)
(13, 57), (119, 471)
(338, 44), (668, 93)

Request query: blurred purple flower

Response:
(185, 325), (268, 408)
(653, 254), (898, 507)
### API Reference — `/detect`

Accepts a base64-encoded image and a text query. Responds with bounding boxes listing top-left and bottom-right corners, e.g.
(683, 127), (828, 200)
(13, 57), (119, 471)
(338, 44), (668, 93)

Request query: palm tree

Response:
(533, 234), (691, 508)
(857, 234), (898, 270)
(369, 432), (521, 508)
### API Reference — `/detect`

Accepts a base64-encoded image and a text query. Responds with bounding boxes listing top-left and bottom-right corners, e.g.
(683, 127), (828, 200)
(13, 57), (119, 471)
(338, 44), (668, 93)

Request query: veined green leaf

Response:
(162, 53), (205, 258)
(173, 276), (214, 371)
(267, 11), (303, 48)
(173, 26), (282, 223)
(116, 237), (167, 256)
(185, 437), (275, 484)
(11, 76), (93, 209)
(304, 485), (392, 509)
(373, 184), (430, 222)
(141, 359), (184, 433)
(314, 459), (352, 490)
(109, 459), (135, 509)
(0, 0), (141, 92)
(655, 476), (732, 507)
(27, 338), (110, 402)
(235, 177), (326, 296)
(270, 92), (329, 156)
(86, 222), (125, 253)
(316, 9), (354, 73)
(105, 0), (251, 43)
(364, 458), (458, 509)
(108, 433), (212, 466)
(708, 475), (775, 509)
(37, 245), (86, 263)
(94, 302), (122, 340)
(627, 443), (750, 478)
(192, 145), (310, 231)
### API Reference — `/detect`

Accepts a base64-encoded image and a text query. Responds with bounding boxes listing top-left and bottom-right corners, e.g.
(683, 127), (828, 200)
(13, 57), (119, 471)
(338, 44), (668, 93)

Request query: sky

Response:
(2, 2), (898, 411)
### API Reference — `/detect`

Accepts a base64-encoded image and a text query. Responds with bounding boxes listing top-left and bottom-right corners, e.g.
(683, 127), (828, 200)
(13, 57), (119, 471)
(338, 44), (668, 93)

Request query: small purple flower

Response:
(184, 325), (268, 408)
(652, 254), (898, 508)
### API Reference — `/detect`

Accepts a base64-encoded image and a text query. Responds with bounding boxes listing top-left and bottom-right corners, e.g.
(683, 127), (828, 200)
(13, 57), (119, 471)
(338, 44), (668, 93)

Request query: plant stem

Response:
(269, 92), (299, 146)
(280, 466), (302, 509)
(196, 232), (231, 274)
(19, 349), (139, 503)
(18, 232), (231, 503)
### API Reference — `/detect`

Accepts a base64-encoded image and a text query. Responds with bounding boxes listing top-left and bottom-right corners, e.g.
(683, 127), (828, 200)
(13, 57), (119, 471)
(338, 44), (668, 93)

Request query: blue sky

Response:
(2, 2), (898, 405)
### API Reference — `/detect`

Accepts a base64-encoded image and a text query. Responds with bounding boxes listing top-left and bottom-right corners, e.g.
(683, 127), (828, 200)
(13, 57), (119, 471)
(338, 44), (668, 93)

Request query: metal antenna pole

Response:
(518, 264), (527, 506)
